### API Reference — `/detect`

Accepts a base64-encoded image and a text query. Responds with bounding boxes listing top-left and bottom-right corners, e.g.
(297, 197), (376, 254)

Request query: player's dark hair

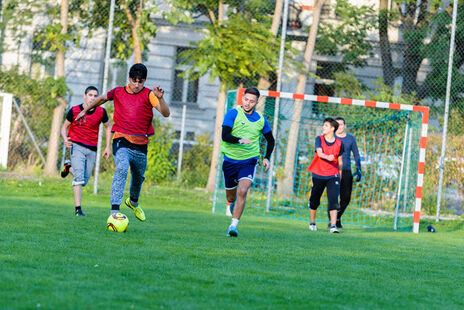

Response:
(85, 86), (99, 95)
(129, 63), (148, 80)
(324, 117), (339, 132)
(335, 117), (345, 124)
(244, 87), (260, 99)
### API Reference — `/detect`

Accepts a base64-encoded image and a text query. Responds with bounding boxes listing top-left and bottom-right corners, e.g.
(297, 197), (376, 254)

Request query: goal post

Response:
(0, 92), (13, 169)
(213, 88), (429, 233)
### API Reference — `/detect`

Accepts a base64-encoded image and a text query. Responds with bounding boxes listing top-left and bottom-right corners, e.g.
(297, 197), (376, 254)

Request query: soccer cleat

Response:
(61, 161), (71, 178)
(329, 225), (339, 233)
(309, 223), (317, 231)
(227, 225), (238, 237)
(75, 209), (86, 216)
(125, 198), (145, 221)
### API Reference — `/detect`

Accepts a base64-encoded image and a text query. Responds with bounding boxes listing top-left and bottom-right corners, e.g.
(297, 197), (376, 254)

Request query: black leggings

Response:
(327, 170), (353, 220)
(309, 176), (340, 211)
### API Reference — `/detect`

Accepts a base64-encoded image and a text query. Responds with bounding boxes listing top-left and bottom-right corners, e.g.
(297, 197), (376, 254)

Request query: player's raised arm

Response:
(315, 145), (334, 162)
(75, 95), (108, 121)
(152, 86), (170, 117)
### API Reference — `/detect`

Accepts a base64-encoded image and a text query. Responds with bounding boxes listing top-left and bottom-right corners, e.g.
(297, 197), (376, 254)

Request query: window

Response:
(172, 47), (199, 105)
(314, 61), (344, 96)
(172, 69), (198, 103)
(313, 61), (344, 114)
(29, 39), (55, 79)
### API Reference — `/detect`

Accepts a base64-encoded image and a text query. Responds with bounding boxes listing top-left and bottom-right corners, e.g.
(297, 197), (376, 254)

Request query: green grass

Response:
(1, 178), (463, 309)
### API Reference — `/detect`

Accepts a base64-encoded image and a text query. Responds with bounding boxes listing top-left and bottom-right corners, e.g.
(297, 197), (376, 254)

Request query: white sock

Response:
(231, 218), (239, 227)
(111, 210), (119, 215)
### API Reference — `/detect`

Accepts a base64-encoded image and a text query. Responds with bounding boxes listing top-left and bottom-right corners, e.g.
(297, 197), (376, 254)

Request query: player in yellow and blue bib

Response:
(221, 87), (275, 237)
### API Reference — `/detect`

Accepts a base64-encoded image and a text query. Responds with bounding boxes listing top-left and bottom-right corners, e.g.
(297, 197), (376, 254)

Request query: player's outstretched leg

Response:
(227, 179), (252, 237)
(226, 201), (235, 216)
(110, 145), (130, 214)
(125, 149), (147, 221)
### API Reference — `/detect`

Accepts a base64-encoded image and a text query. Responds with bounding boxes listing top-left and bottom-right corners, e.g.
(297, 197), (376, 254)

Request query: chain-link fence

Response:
(0, 0), (462, 218)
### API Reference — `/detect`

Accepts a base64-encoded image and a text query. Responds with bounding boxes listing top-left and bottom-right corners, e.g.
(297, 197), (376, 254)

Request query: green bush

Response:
(145, 118), (176, 184)
(179, 134), (212, 188)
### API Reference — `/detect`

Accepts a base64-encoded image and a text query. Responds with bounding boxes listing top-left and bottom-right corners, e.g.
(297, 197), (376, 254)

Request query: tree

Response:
(43, 0), (69, 175)
(377, 0), (464, 97)
(174, 0), (281, 192)
(75, 0), (164, 62)
(278, 0), (377, 195)
(280, 0), (325, 195)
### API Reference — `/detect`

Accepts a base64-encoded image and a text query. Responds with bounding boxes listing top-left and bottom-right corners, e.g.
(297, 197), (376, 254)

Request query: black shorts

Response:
(222, 159), (258, 190)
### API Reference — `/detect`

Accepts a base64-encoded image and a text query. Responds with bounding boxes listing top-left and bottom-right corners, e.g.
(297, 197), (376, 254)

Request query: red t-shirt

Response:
(308, 135), (343, 177)
(66, 104), (108, 151)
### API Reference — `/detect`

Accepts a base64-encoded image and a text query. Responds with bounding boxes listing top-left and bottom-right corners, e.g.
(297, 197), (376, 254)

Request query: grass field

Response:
(1, 177), (463, 309)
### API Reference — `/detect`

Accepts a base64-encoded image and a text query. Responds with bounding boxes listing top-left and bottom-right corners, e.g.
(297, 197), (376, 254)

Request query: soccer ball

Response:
(107, 213), (129, 232)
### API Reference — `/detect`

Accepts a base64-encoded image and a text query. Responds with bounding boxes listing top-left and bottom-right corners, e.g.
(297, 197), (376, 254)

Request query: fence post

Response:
(265, 0), (289, 212)
(436, 0), (458, 221)
(0, 93), (13, 169)
(94, 0), (116, 194)
(394, 119), (409, 230)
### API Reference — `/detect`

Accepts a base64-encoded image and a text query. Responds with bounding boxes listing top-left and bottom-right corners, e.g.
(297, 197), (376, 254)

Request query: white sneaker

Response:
(309, 223), (317, 231)
(329, 226), (339, 233)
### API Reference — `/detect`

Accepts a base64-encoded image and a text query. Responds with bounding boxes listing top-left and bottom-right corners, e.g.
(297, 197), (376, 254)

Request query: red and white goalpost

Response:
(235, 88), (429, 233)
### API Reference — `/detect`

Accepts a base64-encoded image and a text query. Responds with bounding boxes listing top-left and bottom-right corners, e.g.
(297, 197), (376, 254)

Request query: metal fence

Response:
(0, 0), (462, 219)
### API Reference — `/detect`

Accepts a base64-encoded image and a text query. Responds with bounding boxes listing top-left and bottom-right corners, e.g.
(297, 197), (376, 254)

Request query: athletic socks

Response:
(75, 206), (81, 211)
(111, 204), (120, 214)
(231, 218), (239, 227)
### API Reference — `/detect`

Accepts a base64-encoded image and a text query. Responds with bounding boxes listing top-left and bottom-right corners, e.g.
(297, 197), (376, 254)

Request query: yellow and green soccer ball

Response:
(107, 213), (129, 232)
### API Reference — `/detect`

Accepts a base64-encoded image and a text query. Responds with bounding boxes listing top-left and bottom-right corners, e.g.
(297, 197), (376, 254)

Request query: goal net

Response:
(213, 89), (429, 232)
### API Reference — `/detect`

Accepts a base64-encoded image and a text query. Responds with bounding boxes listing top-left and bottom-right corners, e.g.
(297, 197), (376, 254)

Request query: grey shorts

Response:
(70, 143), (97, 186)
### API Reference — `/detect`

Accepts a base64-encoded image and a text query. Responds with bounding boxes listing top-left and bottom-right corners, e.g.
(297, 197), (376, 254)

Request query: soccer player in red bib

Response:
(61, 86), (111, 216)
(307, 118), (344, 233)
(75, 64), (170, 224)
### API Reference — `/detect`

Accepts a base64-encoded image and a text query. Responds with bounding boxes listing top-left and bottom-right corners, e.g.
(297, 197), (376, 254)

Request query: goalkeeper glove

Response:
(354, 168), (362, 182)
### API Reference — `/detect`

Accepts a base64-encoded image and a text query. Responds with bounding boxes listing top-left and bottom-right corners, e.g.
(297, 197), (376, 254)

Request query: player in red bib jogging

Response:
(307, 118), (344, 233)
(75, 64), (170, 224)
(61, 86), (111, 216)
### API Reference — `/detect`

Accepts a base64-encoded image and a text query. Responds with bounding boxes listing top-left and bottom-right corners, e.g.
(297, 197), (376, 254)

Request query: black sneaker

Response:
(61, 161), (71, 178)
(336, 219), (343, 229)
(75, 209), (86, 216)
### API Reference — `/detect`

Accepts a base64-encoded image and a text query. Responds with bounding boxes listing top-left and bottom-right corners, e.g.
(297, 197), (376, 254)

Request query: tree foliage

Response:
(146, 117), (176, 184)
(179, 134), (213, 187)
(178, 13), (280, 88)
(73, 0), (192, 61)
(316, 0), (377, 69)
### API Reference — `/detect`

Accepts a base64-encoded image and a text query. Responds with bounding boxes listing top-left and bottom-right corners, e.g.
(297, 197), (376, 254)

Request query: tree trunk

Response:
(132, 26), (142, 63)
(44, 0), (68, 175)
(256, 0), (283, 114)
(400, 1), (427, 95)
(378, 0), (394, 86)
(279, 0), (325, 196)
(205, 84), (227, 192)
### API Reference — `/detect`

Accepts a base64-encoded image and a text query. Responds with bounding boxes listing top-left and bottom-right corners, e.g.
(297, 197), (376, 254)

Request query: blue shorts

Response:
(222, 159), (258, 190)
